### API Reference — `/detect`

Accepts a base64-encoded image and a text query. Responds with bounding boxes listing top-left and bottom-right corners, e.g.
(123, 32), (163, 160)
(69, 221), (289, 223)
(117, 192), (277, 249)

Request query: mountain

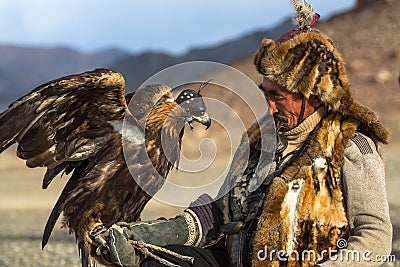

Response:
(0, 19), (293, 109)
(110, 19), (293, 90)
(0, 46), (130, 107)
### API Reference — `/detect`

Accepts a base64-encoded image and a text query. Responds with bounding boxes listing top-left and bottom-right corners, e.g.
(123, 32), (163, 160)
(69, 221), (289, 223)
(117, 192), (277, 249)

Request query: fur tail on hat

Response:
(338, 91), (389, 144)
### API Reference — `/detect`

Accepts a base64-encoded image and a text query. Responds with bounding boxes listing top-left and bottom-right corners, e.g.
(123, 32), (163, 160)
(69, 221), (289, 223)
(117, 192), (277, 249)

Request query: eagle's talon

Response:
(89, 224), (107, 238)
(116, 222), (131, 229)
(188, 121), (194, 131)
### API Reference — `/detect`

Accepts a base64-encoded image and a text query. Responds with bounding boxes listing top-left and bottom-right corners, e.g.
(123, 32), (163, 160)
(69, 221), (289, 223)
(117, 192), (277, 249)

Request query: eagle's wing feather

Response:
(0, 69), (127, 173)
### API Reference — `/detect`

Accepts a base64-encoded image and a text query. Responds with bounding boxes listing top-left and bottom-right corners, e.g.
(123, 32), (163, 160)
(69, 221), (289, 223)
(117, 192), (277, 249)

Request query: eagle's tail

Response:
(42, 175), (78, 249)
(80, 240), (94, 267)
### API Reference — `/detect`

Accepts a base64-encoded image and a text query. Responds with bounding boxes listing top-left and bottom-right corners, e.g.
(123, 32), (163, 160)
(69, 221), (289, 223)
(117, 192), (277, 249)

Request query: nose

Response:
(267, 98), (278, 114)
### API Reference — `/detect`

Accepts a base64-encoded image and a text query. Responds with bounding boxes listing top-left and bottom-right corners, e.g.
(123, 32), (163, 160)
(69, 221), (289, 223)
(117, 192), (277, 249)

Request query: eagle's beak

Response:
(192, 112), (211, 130)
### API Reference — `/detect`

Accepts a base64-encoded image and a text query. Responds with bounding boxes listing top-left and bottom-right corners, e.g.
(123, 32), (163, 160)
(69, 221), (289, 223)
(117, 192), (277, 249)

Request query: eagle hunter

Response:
(0, 69), (211, 266)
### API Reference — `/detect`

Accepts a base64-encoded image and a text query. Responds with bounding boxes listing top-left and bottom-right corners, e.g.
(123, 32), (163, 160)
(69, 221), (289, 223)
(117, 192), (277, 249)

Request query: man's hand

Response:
(90, 223), (143, 267)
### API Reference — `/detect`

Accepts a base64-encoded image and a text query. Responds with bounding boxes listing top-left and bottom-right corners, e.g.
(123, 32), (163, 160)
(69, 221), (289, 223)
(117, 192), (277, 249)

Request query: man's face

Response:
(260, 77), (314, 131)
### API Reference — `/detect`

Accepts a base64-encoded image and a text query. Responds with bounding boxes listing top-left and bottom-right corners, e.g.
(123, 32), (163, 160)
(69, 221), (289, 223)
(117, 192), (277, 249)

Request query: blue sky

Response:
(0, 1), (355, 55)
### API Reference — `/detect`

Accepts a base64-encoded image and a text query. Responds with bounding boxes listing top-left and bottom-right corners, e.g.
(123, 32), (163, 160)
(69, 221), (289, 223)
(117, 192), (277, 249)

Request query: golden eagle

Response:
(0, 69), (211, 266)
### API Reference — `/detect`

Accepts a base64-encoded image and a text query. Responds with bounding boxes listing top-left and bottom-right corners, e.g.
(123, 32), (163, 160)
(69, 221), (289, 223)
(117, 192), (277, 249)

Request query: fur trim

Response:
(253, 30), (388, 144)
(252, 113), (353, 266)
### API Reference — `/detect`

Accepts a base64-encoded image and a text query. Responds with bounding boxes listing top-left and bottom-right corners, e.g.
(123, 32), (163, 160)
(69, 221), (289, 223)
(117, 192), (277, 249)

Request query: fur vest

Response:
(251, 112), (358, 266)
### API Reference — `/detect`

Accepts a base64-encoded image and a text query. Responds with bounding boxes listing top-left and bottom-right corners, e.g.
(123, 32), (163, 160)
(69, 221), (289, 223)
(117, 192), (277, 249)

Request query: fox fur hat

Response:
(253, 0), (388, 144)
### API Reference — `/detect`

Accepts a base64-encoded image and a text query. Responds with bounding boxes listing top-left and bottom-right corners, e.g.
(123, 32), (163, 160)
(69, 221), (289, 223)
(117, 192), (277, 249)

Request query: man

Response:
(90, 4), (392, 267)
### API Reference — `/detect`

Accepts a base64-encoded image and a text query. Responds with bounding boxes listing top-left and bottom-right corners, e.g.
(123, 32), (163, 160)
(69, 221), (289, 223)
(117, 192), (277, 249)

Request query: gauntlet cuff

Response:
(187, 194), (224, 247)
(181, 209), (202, 246)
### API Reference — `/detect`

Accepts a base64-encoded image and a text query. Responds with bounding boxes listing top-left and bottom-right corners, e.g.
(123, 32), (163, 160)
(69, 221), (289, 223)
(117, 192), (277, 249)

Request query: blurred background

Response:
(0, 0), (399, 266)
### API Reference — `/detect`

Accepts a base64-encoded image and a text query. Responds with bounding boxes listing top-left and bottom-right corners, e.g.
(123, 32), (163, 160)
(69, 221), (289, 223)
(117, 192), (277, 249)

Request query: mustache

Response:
(273, 114), (288, 124)
(273, 114), (289, 131)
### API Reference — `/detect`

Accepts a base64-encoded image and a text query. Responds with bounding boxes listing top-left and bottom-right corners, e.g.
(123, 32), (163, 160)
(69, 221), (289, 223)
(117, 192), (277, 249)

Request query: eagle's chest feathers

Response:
(252, 113), (357, 266)
(145, 100), (186, 176)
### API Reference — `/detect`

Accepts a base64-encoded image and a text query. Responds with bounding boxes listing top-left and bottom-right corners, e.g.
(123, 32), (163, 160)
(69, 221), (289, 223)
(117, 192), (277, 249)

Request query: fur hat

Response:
(253, 0), (388, 144)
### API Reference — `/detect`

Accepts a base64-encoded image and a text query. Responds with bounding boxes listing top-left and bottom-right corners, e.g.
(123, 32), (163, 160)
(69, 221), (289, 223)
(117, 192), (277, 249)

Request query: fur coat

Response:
(251, 112), (357, 266)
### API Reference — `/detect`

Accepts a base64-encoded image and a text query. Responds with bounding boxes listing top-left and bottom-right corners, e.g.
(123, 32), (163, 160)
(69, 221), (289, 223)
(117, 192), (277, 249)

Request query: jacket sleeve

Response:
(319, 133), (392, 267)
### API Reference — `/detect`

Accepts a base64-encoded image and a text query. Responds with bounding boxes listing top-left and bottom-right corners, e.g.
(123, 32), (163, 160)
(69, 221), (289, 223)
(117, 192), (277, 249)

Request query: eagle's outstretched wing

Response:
(0, 68), (169, 172)
(0, 69), (176, 266)
(0, 69), (127, 169)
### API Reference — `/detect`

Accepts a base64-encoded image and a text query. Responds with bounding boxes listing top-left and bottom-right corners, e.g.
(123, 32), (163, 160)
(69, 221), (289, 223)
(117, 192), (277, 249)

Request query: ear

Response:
(309, 95), (322, 108)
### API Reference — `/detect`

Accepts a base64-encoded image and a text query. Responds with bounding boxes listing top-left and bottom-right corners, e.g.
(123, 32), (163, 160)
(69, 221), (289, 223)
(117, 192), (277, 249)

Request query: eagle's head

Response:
(176, 89), (211, 130)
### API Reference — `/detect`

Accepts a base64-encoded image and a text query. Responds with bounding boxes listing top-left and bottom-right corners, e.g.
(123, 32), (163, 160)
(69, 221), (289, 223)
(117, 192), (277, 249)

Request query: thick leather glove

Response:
(90, 211), (201, 266)
(120, 215), (192, 247)
(91, 223), (142, 267)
